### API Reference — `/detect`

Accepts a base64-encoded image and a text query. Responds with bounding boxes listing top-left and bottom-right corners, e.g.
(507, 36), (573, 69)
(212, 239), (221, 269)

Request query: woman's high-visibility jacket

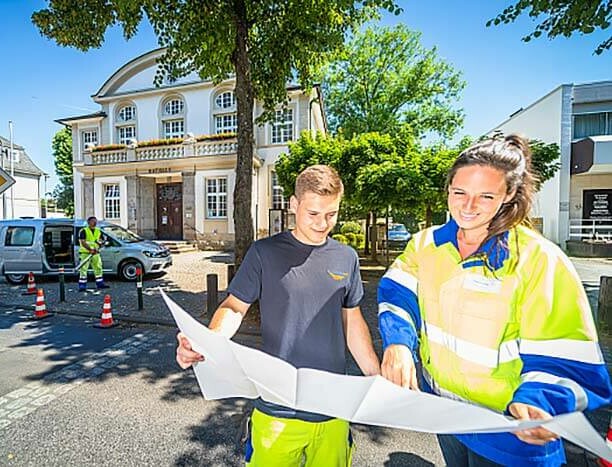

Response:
(378, 219), (611, 466)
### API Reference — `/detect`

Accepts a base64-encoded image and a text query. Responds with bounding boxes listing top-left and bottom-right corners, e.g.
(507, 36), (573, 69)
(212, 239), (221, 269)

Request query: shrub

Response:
(345, 232), (357, 246)
(354, 233), (365, 249)
(332, 234), (349, 245)
(340, 221), (362, 235)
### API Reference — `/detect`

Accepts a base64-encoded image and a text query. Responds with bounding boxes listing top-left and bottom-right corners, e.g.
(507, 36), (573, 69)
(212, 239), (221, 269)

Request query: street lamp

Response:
(9, 121), (14, 219)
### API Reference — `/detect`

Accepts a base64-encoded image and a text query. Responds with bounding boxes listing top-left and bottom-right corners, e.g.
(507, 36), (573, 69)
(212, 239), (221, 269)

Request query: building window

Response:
(163, 120), (185, 139)
(206, 177), (228, 218)
(117, 126), (136, 144)
(271, 172), (287, 210)
(82, 130), (98, 151)
(215, 114), (238, 134)
(104, 184), (121, 219)
(213, 90), (237, 134)
(164, 98), (184, 116)
(574, 112), (612, 139)
(5, 227), (35, 246)
(161, 96), (185, 138)
(271, 108), (294, 144)
(215, 91), (235, 110)
(117, 105), (136, 123)
(116, 103), (137, 144)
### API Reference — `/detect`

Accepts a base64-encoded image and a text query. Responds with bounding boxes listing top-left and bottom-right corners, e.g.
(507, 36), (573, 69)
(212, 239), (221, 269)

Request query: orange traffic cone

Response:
(94, 295), (118, 328)
(32, 289), (52, 320)
(598, 417), (612, 466)
(22, 272), (37, 295)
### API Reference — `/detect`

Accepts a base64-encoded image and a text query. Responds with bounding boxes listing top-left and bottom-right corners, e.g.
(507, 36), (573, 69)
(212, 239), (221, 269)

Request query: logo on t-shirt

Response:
(327, 270), (348, 281)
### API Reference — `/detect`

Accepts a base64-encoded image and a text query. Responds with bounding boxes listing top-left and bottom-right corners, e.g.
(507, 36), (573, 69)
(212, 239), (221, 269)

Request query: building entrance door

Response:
(157, 183), (183, 240)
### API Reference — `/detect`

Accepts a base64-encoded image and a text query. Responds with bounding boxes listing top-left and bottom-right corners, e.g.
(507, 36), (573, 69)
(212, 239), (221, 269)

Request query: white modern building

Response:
(56, 48), (327, 246)
(491, 80), (612, 251)
(0, 136), (44, 219)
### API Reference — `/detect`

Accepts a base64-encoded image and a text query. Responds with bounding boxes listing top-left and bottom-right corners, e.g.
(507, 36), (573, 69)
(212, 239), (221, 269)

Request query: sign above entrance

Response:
(148, 168), (172, 174)
(0, 166), (16, 196)
(583, 189), (612, 219)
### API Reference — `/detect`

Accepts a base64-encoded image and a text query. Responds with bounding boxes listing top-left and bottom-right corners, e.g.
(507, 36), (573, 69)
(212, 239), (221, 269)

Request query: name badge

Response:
(463, 273), (502, 294)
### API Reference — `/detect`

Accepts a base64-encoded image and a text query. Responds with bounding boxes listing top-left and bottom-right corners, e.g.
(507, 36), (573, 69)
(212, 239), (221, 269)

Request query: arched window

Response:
(213, 90), (237, 134)
(161, 96), (185, 138)
(115, 103), (137, 144)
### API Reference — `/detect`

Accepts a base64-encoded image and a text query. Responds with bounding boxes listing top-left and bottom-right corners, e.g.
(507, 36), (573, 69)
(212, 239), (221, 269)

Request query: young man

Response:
(176, 165), (380, 466)
(78, 216), (109, 291)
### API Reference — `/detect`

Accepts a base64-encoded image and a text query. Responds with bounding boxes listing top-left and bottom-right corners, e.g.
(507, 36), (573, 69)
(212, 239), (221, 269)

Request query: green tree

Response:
(529, 139), (561, 188)
(489, 1), (611, 55)
(324, 24), (465, 138)
(51, 127), (74, 216)
(33, 0), (400, 265)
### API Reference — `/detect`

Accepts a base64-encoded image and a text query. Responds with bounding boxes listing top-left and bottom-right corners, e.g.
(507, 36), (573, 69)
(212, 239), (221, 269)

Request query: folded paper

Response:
(162, 290), (611, 461)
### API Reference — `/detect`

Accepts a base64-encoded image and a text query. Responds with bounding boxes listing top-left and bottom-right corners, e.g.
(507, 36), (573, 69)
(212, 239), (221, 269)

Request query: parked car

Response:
(387, 223), (411, 248)
(0, 218), (172, 283)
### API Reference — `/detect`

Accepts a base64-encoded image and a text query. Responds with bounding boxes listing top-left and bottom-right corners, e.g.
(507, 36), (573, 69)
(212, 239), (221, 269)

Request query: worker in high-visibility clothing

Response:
(78, 216), (110, 291)
(378, 134), (611, 466)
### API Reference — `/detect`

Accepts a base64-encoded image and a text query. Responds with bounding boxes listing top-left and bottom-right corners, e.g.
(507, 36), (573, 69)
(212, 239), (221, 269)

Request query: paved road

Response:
(1, 255), (610, 466)
(0, 308), (444, 466)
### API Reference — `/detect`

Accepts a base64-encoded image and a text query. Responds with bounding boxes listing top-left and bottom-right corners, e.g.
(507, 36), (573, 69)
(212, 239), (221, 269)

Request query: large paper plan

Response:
(161, 290), (612, 461)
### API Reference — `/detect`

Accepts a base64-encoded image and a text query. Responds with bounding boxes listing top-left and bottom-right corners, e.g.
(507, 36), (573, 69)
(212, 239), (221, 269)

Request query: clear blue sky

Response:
(0, 0), (610, 192)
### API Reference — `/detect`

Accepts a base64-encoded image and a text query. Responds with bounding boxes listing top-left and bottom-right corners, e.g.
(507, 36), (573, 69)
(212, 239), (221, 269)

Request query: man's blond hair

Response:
(294, 165), (344, 199)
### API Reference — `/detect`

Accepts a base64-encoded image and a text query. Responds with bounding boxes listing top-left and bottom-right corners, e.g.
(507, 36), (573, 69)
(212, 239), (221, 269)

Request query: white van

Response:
(0, 218), (172, 283)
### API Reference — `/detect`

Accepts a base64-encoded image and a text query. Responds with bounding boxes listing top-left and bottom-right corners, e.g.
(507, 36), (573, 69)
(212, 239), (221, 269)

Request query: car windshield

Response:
(390, 224), (407, 232)
(101, 224), (142, 243)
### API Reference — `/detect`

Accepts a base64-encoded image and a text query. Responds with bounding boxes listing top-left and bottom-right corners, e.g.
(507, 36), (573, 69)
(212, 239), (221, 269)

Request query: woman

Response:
(378, 134), (611, 466)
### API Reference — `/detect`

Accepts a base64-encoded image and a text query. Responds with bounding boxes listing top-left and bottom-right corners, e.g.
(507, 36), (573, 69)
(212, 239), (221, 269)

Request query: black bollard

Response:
(136, 267), (144, 310)
(227, 264), (236, 285)
(59, 266), (65, 302)
(206, 273), (218, 318)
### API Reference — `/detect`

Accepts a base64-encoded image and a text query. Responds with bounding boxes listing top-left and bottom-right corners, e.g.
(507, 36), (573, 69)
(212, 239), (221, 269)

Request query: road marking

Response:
(0, 331), (163, 430)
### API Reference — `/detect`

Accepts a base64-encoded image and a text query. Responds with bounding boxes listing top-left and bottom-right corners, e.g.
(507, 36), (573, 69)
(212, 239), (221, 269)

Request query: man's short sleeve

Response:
(343, 252), (364, 308)
(227, 243), (262, 305)
(78, 229), (86, 240)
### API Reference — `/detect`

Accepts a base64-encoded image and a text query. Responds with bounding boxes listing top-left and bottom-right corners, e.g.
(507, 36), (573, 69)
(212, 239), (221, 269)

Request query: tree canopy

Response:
(489, 0), (611, 54)
(51, 127), (74, 216)
(323, 24), (465, 139)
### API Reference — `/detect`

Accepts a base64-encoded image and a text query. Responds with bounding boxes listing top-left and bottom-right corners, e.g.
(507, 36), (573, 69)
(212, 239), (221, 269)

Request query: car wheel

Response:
(119, 260), (143, 282)
(5, 273), (26, 284)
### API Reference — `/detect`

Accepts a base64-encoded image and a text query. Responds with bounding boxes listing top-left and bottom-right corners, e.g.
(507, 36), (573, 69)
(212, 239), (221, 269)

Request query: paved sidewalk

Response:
(0, 251), (264, 333)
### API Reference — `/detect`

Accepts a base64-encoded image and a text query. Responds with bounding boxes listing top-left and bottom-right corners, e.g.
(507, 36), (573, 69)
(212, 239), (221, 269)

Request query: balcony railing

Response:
(195, 140), (238, 156)
(91, 150), (127, 165)
(85, 138), (238, 165)
(569, 218), (612, 242)
(136, 145), (185, 161)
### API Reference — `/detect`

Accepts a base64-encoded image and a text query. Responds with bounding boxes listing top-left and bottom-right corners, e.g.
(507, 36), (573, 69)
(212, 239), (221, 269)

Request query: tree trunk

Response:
(364, 212), (370, 255)
(232, 0), (255, 267)
(425, 204), (433, 227)
(370, 211), (378, 262)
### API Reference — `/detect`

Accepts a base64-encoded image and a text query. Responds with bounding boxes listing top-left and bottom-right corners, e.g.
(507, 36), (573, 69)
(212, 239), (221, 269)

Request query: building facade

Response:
(57, 49), (327, 246)
(0, 136), (44, 219)
(491, 80), (612, 247)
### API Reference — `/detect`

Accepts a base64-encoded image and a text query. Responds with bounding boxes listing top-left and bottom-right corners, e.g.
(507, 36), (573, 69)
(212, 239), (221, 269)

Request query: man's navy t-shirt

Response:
(227, 231), (364, 421)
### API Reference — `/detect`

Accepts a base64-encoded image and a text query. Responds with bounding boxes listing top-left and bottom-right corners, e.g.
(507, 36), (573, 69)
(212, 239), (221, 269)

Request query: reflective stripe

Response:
(378, 302), (415, 329)
(422, 368), (473, 405)
(383, 267), (418, 294)
(425, 323), (520, 368)
(520, 339), (604, 364)
(101, 312), (112, 319)
(521, 371), (588, 411)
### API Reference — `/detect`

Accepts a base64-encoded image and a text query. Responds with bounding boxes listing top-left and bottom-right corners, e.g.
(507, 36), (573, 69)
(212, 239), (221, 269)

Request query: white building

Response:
(491, 80), (612, 251)
(56, 49), (327, 246)
(0, 136), (44, 219)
